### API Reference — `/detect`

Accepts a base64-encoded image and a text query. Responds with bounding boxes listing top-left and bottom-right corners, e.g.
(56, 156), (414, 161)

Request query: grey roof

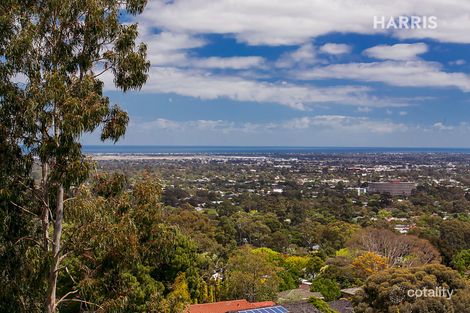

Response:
(281, 299), (354, 313)
(328, 300), (354, 313)
(277, 288), (323, 303)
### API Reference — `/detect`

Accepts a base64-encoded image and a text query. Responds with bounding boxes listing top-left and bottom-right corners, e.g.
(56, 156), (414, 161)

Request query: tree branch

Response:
(14, 236), (43, 247)
(93, 66), (113, 79)
(10, 201), (39, 217)
(56, 290), (79, 307)
(56, 298), (102, 310)
(65, 266), (77, 285)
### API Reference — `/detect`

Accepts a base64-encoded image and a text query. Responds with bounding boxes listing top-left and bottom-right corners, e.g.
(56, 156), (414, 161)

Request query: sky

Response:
(86, 0), (470, 147)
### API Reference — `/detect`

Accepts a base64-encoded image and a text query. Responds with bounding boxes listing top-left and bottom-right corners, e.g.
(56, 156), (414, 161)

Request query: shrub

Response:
(310, 278), (341, 302)
(309, 297), (339, 313)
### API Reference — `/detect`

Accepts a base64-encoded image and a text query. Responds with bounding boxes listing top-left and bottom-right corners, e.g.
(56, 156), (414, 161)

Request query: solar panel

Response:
(237, 305), (288, 313)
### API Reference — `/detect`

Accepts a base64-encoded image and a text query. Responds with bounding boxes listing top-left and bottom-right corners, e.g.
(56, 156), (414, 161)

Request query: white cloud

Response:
(433, 122), (454, 131)
(143, 32), (266, 69)
(450, 59), (466, 66)
(282, 115), (408, 133)
(128, 66), (411, 110)
(192, 56), (265, 69)
(275, 43), (316, 68)
(140, 0), (470, 45)
(320, 43), (352, 55)
(98, 2), (470, 118)
(297, 60), (470, 92)
(136, 115), (408, 135)
(86, 116), (470, 147)
(144, 32), (205, 66)
(146, 32), (205, 52)
(140, 118), (261, 134)
(363, 43), (428, 60)
(140, 118), (182, 130)
(137, 118), (261, 133)
(357, 107), (373, 113)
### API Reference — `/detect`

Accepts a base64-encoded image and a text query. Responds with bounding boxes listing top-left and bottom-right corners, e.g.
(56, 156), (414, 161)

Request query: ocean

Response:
(82, 146), (470, 155)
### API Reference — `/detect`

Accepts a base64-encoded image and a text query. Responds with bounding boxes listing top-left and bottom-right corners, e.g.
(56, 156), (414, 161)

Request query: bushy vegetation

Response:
(353, 264), (470, 313)
(309, 297), (339, 313)
(310, 278), (341, 302)
(3, 2), (470, 310)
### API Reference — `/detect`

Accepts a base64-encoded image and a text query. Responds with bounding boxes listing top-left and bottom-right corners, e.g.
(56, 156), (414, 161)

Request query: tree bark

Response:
(41, 161), (49, 252)
(45, 185), (64, 313)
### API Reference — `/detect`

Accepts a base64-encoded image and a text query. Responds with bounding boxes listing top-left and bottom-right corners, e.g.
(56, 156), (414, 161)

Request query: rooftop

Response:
(188, 300), (276, 313)
(277, 288), (323, 303)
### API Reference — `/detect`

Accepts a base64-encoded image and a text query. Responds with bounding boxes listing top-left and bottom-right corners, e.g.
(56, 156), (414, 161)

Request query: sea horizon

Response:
(82, 145), (470, 154)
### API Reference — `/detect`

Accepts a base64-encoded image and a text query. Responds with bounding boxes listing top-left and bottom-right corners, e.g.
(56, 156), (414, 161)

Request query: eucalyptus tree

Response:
(1, 1), (150, 312)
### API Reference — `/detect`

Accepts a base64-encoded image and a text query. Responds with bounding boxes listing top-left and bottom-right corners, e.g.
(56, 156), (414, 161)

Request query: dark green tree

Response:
(0, 113), (45, 312)
(310, 278), (341, 302)
(353, 264), (470, 313)
(223, 245), (281, 302)
(438, 219), (470, 263)
(60, 178), (201, 312)
(1, 1), (150, 312)
(452, 249), (470, 276)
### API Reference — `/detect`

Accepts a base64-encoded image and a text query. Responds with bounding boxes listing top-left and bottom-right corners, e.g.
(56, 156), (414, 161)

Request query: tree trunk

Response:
(41, 161), (49, 252)
(45, 185), (64, 313)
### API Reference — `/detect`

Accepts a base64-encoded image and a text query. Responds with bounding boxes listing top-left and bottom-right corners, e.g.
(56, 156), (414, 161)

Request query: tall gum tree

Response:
(0, 1), (150, 312)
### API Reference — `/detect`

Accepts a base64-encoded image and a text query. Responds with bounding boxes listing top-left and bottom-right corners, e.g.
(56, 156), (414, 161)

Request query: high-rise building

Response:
(367, 181), (416, 196)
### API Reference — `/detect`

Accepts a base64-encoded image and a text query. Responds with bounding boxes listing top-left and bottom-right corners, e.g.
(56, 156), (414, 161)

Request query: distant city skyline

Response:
(84, 1), (470, 147)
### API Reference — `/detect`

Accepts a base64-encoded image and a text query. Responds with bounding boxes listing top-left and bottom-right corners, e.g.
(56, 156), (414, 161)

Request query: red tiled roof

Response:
(189, 300), (276, 313)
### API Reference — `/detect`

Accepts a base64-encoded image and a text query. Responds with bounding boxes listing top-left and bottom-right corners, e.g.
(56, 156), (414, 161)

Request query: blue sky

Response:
(86, 0), (470, 147)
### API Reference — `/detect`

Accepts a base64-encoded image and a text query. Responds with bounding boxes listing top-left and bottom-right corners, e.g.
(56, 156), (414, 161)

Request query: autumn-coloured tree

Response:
(166, 273), (191, 313)
(352, 252), (388, 279)
(347, 228), (441, 267)
(1, 1), (149, 312)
